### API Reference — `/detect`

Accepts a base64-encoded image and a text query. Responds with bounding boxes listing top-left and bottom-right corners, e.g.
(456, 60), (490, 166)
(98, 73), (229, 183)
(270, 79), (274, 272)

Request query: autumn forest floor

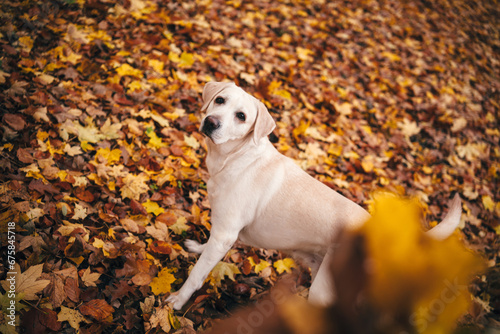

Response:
(0, 0), (499, 333)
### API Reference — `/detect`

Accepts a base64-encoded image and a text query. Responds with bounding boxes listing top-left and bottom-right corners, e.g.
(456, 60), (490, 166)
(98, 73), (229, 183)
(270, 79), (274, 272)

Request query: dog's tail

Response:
(426, 194), (462, 240)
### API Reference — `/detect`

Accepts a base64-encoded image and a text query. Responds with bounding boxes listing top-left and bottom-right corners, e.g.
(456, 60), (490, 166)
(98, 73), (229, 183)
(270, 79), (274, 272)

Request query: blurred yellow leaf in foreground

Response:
(361, 193), (486, 333)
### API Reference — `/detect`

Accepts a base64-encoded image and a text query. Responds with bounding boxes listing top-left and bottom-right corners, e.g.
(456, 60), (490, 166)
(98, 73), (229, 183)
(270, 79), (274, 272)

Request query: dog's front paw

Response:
(166, 292), (187, 310)
(184, 239), (206, 254)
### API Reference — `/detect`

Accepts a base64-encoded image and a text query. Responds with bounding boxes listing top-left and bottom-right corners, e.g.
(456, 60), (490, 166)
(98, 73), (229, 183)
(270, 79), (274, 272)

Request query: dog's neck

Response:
(205, 135), (269, 177)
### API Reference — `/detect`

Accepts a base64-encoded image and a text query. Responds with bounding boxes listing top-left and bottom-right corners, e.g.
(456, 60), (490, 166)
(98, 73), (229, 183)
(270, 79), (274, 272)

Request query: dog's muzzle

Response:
(201, 115), (221, 137)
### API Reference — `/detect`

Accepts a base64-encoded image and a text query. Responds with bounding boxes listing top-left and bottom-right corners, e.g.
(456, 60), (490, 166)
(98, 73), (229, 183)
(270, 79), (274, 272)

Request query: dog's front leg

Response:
(166, 231), (238, 310)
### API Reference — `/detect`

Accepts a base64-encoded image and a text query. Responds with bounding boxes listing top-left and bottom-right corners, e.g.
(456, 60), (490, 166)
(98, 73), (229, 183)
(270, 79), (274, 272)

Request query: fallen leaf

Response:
(150, 267), (176, 295)
(1, 264), (50, 300)
(79, 299), (114, 321)
(57, 306), (88, 331)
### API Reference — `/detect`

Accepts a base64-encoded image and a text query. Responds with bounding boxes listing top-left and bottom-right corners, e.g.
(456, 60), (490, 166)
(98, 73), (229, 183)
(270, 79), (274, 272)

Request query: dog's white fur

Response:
(166, 82), (462, 310)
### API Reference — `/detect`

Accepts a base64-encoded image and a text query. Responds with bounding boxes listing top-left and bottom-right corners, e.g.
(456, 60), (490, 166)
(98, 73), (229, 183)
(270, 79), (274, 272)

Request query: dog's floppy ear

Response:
(253, 100), (276, 144)
(201, 81), (234, 111)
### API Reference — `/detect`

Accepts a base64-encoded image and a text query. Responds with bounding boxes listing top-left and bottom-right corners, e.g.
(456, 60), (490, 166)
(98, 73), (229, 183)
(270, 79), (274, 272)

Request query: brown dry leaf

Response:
(79, 299), (114, 321)
(43, 273), (66, 308)
(81, 267), (101, 287)
(149, 305), (172, 333)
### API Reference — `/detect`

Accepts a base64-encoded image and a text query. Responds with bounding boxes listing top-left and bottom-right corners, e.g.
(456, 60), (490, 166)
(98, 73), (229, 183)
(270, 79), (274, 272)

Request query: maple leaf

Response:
(146, 128), (167, 149)
(248, 257), (271, 274)
(169, 216), (190, 235)
(149, 305), (172, 332)
(150, 267), (176, 295)
(71, 119), (106, 143)
(100, 118), (123, 140)
(140, 295), (155, 315)
(81, 268), (101, 287)
(95, 148), (122, 165)
(26, 207), (45, 223)
(398, 118), (421, 137)
(72, 203), (88, 220)
(274, 258), (297, 274)
(146, 221), (170, 241)
(142, 200), (165, 215)
(207, 262), (241, 288)
(5, 81), (28, 96)
(1, 264), (50, 300)
(57, 306), (88, 331)
(120, 172), (150, 201)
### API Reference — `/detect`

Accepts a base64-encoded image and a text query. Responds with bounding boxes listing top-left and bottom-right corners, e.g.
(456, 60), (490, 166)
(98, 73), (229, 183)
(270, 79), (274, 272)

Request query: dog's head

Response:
(199, 82), (275, 145)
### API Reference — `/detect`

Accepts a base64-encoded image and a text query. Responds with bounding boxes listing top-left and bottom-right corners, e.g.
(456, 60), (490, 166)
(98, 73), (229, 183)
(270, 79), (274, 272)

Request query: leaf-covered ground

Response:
(0, 0), (499, 332)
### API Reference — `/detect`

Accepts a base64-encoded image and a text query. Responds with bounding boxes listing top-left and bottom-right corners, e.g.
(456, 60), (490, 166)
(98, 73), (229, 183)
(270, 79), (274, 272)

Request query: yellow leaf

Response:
(292, 120), (310, 141)
(80, 141), (94, 152)
(117, 50), (131, 57)
(296, 47), (314, 61)
(184, 135), (200, 149)
(92, 238), (105, 249)
(360, 193), (486, 333)
(168, 51), (180, 63)
(482, 195), (495, 211)
(120, 173), (150, 201)
(148, 59), (164, 73)
(179, 52), (195, 67)
(60, 50), (82, 65)
(0, 264), (50, 300)
(361, 156), (375, 173)
(150, 267), (176, 295)
(92, 238), (114, 257)
(274, 258), (297, 274)
(20, 164), (45, 181)
(248, 257), (271, 274)
(142, 200), (165, 216)
(382, 51), (401, 62)
(169, 216), (189, 235)
(127, 80), (146, 92)
(95, 148), (121, 165)
(18, 36), (34, 53)
(115, 63), (143, 78)
(58, 306), (88, 331)
(147, 131), (166, 149)
(148, 77), (168, 86)
(206, 262), (241, 288)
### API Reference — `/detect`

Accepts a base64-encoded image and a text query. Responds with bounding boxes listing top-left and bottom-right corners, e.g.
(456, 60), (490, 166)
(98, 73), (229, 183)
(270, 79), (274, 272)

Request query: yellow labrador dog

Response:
(166, 81), (462, 310)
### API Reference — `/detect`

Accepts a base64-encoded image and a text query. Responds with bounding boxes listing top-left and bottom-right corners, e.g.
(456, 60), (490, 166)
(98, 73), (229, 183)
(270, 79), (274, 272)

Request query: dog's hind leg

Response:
(308, 248), (336, 307)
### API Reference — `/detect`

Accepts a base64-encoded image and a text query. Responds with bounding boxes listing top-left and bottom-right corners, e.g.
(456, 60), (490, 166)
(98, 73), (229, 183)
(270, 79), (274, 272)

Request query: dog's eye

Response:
(215, 97), (225, 104)
(235, 112), (246, 122)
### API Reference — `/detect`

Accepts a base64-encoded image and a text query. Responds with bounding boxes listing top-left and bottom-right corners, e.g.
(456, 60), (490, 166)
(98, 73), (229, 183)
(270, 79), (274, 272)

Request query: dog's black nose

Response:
(202, 116), (221, 136)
